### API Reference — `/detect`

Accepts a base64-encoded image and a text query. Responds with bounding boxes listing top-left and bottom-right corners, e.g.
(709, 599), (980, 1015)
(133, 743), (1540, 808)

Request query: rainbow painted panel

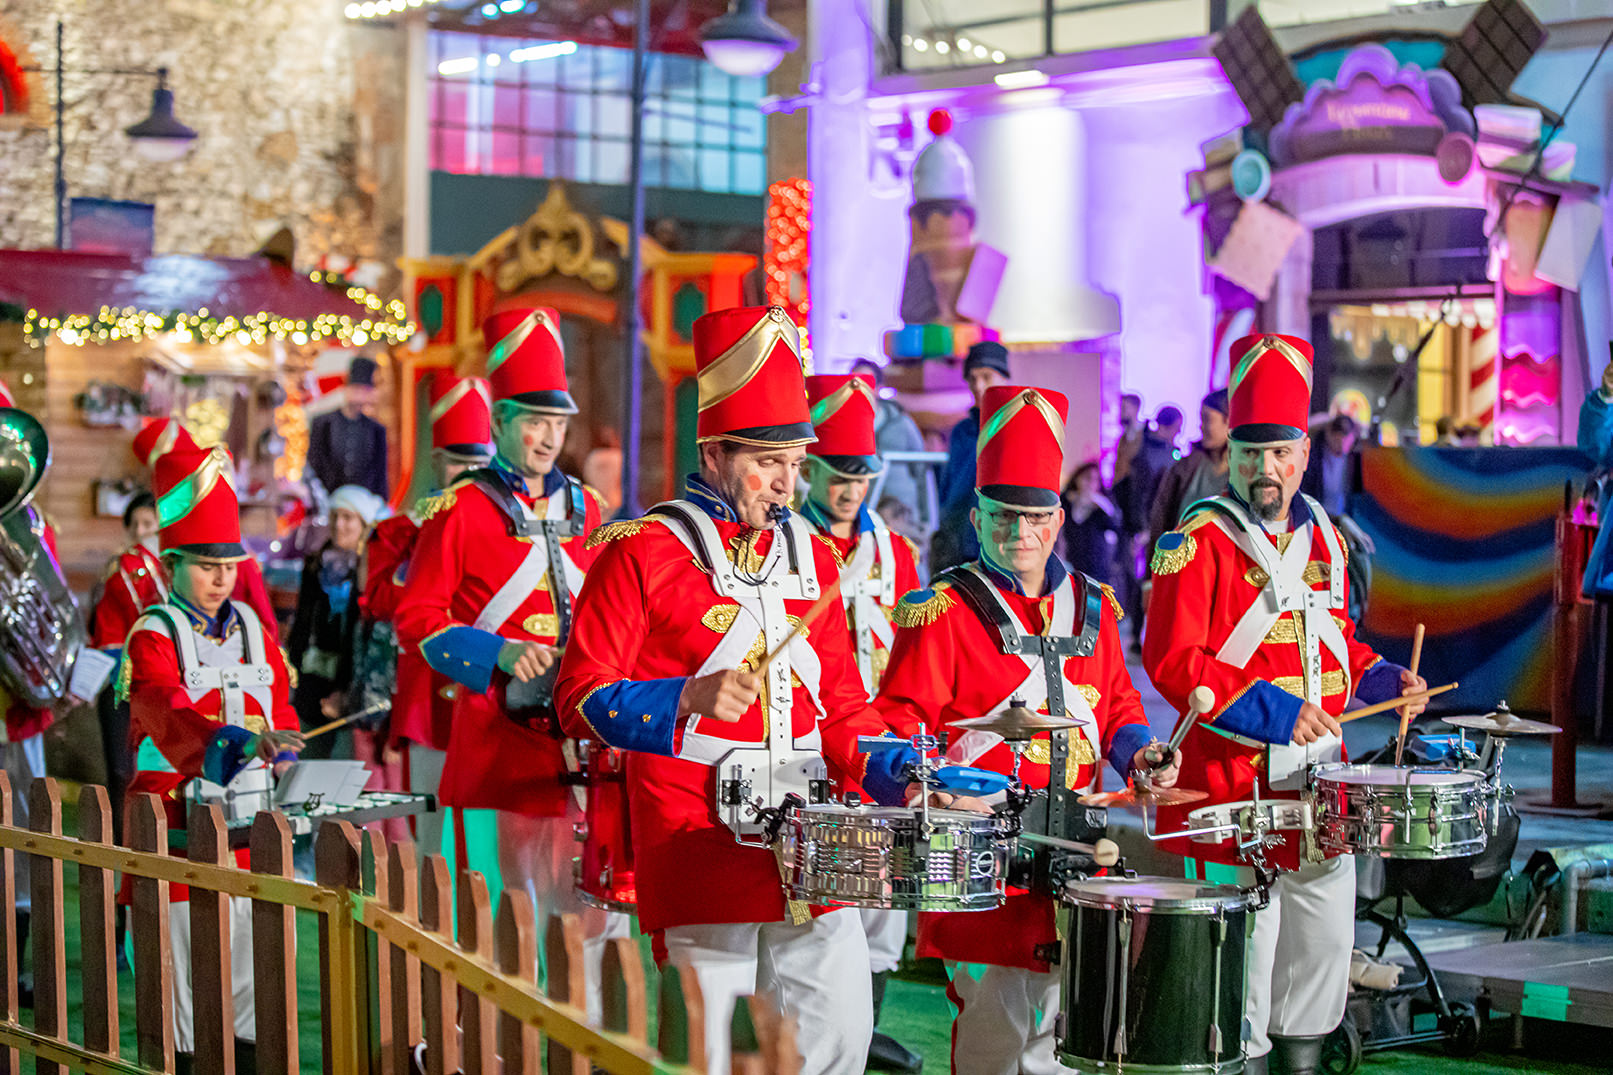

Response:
(1355, 445), (1589, 714)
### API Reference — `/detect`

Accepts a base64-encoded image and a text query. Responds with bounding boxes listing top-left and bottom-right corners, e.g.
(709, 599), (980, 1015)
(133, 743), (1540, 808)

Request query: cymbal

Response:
(1443, 713), (1561, 736)
(1080, 785), (1209, 809)
(953, 706), (1080, 740)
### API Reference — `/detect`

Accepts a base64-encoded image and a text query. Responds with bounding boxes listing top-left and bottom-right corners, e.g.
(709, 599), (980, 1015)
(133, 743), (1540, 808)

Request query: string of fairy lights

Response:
(15, 272), (415, 349)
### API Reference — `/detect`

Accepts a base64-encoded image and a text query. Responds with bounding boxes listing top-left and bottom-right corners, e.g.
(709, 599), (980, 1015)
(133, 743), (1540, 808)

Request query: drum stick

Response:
(1017, 832), (1121, 867)
(1152, 686), (1215, 772)
(1339, 681), (1456, 724)
(302, 699), (389, 742)
(753, 572), (845, 676)
(1393, 623), (1426, 766)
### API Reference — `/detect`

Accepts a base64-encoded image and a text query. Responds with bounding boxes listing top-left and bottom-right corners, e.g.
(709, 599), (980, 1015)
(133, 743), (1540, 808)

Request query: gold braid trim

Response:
(414, 484), (462, 522)
(702, 604), (741, 633)
(114, 652), (133, 704)
(1150, 532), (1197, 576)
(1179, 511), (1218, 536)
(892, 583), (955, 629)
(814, 532), (845, 567)
(281, 647), (299, 690)
(1099, 583), (1124, 622)
(585, 517), (650, 550)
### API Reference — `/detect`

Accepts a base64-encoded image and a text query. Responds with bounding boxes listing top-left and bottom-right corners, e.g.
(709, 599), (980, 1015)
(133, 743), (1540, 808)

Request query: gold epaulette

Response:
(582, 483), (610, 518)
(113, 653), (132, 704)
(1150, 530), (1198, 576)
(584, 517), (652, 550)
(1332, 524), (1350, 569)
(1099, 582), (1124, 622)
(900, 533), (921, 563)
(892, 582), (955, 629)
(281, 647), (298, 689)
(414, 479), (470, 522)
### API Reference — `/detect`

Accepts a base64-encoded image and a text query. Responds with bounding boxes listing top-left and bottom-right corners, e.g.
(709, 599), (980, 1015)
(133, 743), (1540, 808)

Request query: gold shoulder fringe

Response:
(892, 582), (955, 629)
(1150, 532), (1197, 577)
(281, 647), (299, 690)
(113, 651), (133, 704)
(414, 485), (459, 522)
(585, 517), (651, 550)
(1099, 582), (1124, 622)
(582, 483), (609, 517)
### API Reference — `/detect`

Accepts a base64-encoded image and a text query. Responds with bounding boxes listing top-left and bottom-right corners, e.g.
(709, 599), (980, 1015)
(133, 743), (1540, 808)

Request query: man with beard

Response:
(555, 306), (907, 1075)
(1143, 334), (1427, 1075)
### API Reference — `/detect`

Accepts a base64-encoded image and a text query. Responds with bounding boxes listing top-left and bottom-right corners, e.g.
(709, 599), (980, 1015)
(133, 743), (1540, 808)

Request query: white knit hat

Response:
(329, 485), (387, 526)
(911, 109), (976, 204)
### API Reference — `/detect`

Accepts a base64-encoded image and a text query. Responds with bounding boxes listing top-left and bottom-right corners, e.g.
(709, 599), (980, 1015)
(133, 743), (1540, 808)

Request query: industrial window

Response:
(428, 31), (767, 195)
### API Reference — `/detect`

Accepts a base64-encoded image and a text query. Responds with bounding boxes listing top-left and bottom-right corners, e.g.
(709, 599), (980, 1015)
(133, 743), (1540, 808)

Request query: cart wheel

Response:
(1443, 1002), (1482, 1057)
(1321, 1019), (1363, 1075)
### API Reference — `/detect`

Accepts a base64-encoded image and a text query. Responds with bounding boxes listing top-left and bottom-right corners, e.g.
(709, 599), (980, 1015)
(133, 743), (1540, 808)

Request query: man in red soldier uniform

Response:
(875, 383), (1171, 1075)
(362, 372), (492, 861)
(394, 306), (626, 1018)
(798, 372), (923, 1073)
(555, 306), (910, 1075)
(120, 443), (303, 1072)
(1144, 334), (1427, 1075)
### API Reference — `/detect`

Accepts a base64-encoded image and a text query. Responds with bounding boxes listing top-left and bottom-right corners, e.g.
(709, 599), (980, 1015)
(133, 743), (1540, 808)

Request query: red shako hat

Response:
(429, 373), (493, 460)
(132, 417), (199, 469)
(976, 384), (1069, 508)
(1227, 333), (1314, 443)
(806, 373), (880, 476)
(155, 445), (247, 560)
(693, 305), (814, 446)
(482, 306), (575, 413)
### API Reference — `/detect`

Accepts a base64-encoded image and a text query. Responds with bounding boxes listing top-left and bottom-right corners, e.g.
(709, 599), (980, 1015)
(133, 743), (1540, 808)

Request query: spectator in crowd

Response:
(1060, 461), (1117, 585)
(1435, 415), (1458, 445)
(1112, 392), (1145, 488)
(1303, 412), (1359, 519)
(308, 355), (389, 499)
(851, 358), (928, 523)
(582, 428), (624, 516)
(288, 485), (385, 759)
(1114, 404), (1182, 649)
(1149, 389), (1230, 548)
(932, 341), (1011, 572)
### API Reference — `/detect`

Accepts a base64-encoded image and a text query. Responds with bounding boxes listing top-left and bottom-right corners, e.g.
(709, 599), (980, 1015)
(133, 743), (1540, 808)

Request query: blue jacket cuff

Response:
(862, 746), (920, 806)
(1105, 723), (1153, 780)
(202, 724), (257, 787)
(421, 625), (505, 693)
(1355, 661), (1405, 707)
(1212, 680), (1305, 745)
(581, 678), (685, 756)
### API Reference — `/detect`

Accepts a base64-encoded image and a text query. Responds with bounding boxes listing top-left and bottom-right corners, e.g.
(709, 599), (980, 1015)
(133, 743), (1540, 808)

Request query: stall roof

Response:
(0, 249), (412, 347)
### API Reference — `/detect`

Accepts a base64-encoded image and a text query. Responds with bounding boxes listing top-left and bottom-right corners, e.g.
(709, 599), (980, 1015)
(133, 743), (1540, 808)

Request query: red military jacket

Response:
(89, 542), (168, 649)
(554, 493), (895, 935)
(362, 512), (454, 751)
(120, 598), (298, 900)
(1143, 495), (1402, 870)
(803, 507), (923, 698)
(394, 467), (603, 817)
(875, 558), (1150, 970)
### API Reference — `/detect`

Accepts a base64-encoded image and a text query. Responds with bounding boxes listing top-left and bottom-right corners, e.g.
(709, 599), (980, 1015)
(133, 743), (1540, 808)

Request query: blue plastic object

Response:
(857, 734), (911, 753)
(1409, 734), (1461, 763)
(933, 765), (1010, 796)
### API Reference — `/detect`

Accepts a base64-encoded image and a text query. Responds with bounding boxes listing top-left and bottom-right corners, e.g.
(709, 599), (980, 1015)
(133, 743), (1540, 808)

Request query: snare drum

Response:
(573, 743), (636, 911)
(1060, 877), (1249, 1075)
(1310, 763), (1494, 860)
(778, 803), (1011, 911)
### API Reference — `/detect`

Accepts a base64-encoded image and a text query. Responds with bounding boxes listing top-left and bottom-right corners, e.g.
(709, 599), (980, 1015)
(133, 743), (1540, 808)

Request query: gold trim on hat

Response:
(486, 309), (563, 374)
(1231, 335), (1313, 394)
(697, 307), (802, 413)
(977, 388), (1066, 456)
(157, 446), (236, 529)
(428, 377), (492, 425)
(145, 420), (182, 467)
(809, 377), (875, 428)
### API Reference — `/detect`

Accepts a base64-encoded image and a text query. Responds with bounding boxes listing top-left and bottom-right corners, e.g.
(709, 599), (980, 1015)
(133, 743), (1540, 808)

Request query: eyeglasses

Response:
(985, 509), (1057, 529)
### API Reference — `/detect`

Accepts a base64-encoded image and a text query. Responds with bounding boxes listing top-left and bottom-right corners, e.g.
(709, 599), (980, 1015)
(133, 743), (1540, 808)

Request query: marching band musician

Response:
(1143, 334), (1426, 1075)
(797, 372), (924, 1074)
(555, 306), (909, 1075)
(874, 383), (1171, 1075)
(361, 372), (493, 861)
(119, 443), (303, 1072)
(393, 306), (628, 1018)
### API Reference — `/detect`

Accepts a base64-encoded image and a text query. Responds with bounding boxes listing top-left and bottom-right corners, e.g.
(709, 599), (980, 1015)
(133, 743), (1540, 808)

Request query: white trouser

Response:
(3, 734), (46, 912)
(1245, 854), (1356, 1057)
(407, 743), (448, 862)
(860, 908), (907, 975)
(945, 962), (1068, 1075)
(168, 897), (256, 1054)
(496, 809), (631, 1025)
(663, 908), (873, 1075)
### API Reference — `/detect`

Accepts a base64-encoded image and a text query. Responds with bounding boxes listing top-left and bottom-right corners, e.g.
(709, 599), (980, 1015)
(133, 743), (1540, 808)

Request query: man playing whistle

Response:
(1144, 334), (1427, 1075)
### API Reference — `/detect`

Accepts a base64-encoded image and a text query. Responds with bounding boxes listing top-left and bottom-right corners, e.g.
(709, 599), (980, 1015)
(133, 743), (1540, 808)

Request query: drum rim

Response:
(1310, 762), (1487, 786)
(1060, 876), (1251, 912)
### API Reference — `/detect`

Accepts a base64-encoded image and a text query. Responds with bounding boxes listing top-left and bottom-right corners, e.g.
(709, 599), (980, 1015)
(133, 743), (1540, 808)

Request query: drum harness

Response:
(942, 566), (1112, 911)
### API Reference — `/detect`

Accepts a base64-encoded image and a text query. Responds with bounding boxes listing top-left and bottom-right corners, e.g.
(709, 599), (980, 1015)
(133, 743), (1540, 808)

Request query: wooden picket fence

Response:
(0, 773), (800, 1074)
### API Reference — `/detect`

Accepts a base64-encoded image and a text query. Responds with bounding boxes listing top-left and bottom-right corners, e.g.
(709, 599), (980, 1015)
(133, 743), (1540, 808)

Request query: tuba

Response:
(0, 408), (84, 708)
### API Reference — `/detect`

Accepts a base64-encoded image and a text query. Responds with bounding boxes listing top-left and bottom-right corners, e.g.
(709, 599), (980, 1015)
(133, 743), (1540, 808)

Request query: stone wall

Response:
(0, 0), (406, 277)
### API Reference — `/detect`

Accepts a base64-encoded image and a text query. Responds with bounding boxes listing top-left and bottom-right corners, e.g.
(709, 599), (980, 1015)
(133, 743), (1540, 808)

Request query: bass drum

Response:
(1060, 876), (1249, 1075)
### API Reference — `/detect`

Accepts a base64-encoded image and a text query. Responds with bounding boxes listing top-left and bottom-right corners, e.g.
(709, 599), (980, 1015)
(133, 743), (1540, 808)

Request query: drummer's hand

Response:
(677, 669), (761, 723)
(1399, 670), (1429, 718)
(320, 693), (342, 720)
(498, 640), (557, 682)
(907, 786), (992, 814)
(1133, 742), (1180, 788)
(254, 728), (304, 765)
(1291, 702), (1342, 745)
